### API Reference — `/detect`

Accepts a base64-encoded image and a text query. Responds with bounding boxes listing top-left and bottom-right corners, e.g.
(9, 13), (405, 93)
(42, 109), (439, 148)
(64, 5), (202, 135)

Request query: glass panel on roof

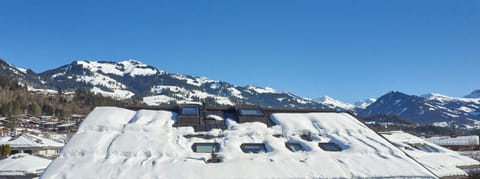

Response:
(408, 143), (439, 153)
(182, 107), (198, 115)
(192, 143), (220, 153)
(286, 143), (305, 152)
(319, 142), (342, 152)
(241, 143), (267, 153)
(239, 109), (263, 116)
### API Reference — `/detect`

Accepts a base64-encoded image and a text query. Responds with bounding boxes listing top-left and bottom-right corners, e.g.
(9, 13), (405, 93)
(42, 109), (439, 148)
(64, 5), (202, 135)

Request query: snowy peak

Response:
(465, 90), (480, 98)
(74, 59), (162, 77)
(354, 98), (377, 109)
(314, 96), (355, 111)
(422, 93), (480, 103)
(245, 85), (278, 94)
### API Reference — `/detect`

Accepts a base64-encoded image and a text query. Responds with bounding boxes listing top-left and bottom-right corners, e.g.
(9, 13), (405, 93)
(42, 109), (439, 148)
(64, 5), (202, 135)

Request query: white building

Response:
(0, 134), (64, 158)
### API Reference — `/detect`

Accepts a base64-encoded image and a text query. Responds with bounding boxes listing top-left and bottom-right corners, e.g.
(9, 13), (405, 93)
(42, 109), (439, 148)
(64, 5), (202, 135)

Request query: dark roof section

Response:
(124, 104), (337, 132)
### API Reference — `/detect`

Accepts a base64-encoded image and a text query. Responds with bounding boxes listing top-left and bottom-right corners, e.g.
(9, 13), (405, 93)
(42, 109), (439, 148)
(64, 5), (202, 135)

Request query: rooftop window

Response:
(318, 142), (342, 152)
(408, 143), (439, 153)
(285, 142), (305, 152)
(192, 143), (220, 153)
(240, 143), (267, 153)
(181, 107), (198, 115)
(239, 109), (264, 116)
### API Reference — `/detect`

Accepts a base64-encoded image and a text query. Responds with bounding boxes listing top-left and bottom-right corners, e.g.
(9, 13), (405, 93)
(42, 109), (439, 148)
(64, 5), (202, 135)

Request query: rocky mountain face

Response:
(0, 59), (46, 89)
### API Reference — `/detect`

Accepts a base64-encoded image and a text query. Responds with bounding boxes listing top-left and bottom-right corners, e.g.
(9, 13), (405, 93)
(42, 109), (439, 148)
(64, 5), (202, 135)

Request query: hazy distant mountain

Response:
(357, 91), (480, 125)
(465, 90), (480, 98)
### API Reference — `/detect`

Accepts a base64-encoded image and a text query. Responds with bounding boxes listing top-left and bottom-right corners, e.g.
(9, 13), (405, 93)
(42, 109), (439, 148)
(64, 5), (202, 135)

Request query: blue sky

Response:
(0, 0), (479, 102)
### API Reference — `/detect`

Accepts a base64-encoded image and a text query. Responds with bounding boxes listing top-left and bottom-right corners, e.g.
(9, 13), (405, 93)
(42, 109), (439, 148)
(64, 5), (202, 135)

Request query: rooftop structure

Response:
(42, 106), (438, 178)
(0, 153), (51, 179)
(382, 131), (480, 178)
(0, 134), (64, 158)
(425, 135), (480, 151)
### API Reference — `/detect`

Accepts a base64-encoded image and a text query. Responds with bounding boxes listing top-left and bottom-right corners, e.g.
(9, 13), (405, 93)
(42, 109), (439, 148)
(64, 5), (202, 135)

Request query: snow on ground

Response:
(422, 93), (480, 104)
(77, 73), (126, 90)
(0, 154), (51, 177)
(76, 60), (160, 77)
(42, 107), (435, 179)
(145, 88), (234, 106)
(15, 67), (28, 74)
(227, 87), (243, 99)
(382, 131), (480, 177)
(246, 85), (277, 94)
(27, 86), (58, 94)
(170, 74), (215, 87)
(91, 87), (135, 100)
(119, 59), (161, 76)
(425, 135), (480, 146)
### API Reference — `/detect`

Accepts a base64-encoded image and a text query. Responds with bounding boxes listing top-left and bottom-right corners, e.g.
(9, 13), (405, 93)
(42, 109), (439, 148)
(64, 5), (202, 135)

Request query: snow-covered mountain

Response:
(354, 98), (377, 109)
(357, 91), (480, 125)
(33, 59), (326, 108)
(313, 96), (376, 112)
(465, 90), (480, 98)
(0, 59), (46, 88)
(313, 96), (356, 111)
(3, 57), (480, 125)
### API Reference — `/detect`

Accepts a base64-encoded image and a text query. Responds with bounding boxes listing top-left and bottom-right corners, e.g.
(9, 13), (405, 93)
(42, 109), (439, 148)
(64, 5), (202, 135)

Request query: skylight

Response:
(192, 143), (220, 153)
(319, 142), (342, 152)
(181, 107), (198, 115)
(285, 142), (305, 152)
(239, 109), (263, 116)
(240, 143), (267, 153)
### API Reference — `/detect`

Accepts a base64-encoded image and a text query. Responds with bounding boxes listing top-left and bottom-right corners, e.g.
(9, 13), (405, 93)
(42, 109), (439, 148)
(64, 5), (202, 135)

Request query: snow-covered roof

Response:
(57, 123), (77, 128)
(425, 135), (480, 146)
(0, 153), (51, 176)
(42, 107), (437, 178)
(0, 134), (64, 148)
(382, 131), (480, 177)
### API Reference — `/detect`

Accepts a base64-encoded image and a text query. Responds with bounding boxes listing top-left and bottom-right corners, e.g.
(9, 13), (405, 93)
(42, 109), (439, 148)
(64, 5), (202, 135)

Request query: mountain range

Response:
(1, 58), (479, 126)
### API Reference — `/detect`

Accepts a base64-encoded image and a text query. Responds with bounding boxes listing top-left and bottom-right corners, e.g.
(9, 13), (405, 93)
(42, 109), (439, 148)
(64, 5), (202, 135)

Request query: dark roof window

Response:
(240, 143), (267, 153)
(192, 143), (221, 153)
(408, 143), (439, 153)
(319, 142), (342, 152)
(239, 109), (264, 116)
(181, 107), (198, 115)
(285, 142), (305, 152)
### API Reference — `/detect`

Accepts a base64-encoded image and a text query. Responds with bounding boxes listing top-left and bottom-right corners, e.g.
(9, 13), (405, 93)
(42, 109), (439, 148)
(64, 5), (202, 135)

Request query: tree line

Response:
(0, 74), (136, 118)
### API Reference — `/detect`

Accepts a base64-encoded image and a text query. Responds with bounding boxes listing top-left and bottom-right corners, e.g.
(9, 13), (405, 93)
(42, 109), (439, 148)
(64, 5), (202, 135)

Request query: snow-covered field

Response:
(42, 107), (436, 179)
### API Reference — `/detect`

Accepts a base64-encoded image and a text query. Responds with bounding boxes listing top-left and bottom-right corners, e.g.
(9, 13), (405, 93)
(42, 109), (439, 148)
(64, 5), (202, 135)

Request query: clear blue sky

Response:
(0, 0), (479, 102)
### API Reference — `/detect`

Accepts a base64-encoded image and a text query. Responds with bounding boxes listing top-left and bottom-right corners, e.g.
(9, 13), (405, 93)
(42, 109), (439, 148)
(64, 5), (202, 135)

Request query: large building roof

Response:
(0, 133), (64, 148)
(0, 153), (51, 176)
(425, 135), (480, 146)
(382, 131), (480, 177)
(42, 106), (438, 178)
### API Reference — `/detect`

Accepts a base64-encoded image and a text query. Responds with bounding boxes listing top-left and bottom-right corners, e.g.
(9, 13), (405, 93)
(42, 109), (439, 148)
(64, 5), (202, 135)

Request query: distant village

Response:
(0, 112), (84, 179)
